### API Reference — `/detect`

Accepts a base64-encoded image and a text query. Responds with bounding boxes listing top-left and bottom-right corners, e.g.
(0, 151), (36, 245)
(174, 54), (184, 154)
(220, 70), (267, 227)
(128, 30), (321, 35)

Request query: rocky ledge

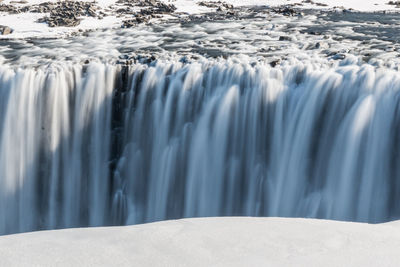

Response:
(119, 0), (177, 28)
(36, 1), (99, 27)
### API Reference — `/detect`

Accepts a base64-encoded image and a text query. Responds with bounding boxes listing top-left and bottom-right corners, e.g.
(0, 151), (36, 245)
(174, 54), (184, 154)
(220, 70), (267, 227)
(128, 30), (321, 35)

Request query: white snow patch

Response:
(2, 0), (117, 7)
(0, 217), (399, 266)
(0, 13), (120, 39)
(219, 0), (400, 12)
(169, 0), (400, 13)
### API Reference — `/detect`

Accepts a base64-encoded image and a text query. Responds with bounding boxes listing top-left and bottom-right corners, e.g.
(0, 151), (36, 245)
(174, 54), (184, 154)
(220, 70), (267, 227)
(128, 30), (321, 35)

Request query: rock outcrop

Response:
(0, 25), (12, 35)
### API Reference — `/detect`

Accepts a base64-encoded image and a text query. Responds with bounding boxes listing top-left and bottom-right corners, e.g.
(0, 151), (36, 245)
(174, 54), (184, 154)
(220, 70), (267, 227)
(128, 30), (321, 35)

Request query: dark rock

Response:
(87, 7), (96, 17)
(198, 1), (233, 9)
(387, 0), (400, 6)
(279, 36), (292, 41)
(302, 0), (328, 6)
(122, 13), (151, 27)
(272, 6), (298, 16)
(330, 53), (346, 60)
(0, 25), (12, 35)
(10, 0), (28, 3)
(270, 59), (281, 67)
(116, 0), (176, 28)
(36, 1), (99, 27)
(0, 4), (20, 13)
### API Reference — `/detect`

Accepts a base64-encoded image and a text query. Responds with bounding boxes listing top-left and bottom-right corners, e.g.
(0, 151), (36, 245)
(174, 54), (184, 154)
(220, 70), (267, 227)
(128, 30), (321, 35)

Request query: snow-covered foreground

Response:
(0, 217), (399, 266)
(173, 0), (400, 13)
(0, 0), (399, 39)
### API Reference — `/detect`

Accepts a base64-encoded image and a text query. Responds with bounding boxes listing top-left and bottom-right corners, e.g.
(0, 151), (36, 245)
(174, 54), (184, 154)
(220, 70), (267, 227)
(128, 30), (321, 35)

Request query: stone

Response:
(272, 7), (298, 16)
(279, 36), (292, 41)
(331, 53), (346, 60)
(270, 59), (281, 67)
(36, 1), (99, 27)
(0, 25), (12, 35)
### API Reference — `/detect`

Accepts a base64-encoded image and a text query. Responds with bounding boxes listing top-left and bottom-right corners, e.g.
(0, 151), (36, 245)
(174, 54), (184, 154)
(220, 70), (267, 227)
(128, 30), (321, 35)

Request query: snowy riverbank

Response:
(0, 0), (400, 39)
(0, 217), (399, 266)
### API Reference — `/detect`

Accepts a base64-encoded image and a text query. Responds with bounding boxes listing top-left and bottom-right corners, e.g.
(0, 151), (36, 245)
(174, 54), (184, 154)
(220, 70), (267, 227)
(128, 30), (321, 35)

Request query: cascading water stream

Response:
(0, 58), (400, 235)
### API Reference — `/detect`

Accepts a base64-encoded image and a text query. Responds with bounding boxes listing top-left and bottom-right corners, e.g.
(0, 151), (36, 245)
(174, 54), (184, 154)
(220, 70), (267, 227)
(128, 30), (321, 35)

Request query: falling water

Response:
(1, 58), (400, 235)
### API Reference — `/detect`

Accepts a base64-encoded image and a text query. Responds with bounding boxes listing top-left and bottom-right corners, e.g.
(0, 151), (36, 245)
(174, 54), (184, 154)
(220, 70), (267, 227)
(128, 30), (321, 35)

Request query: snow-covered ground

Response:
(0, 217), (399, 266)
(0, 13), (120, 39)
(2, 0), (399, 12)
(173, 0), (400, 12)
(0, 0), (399, 39)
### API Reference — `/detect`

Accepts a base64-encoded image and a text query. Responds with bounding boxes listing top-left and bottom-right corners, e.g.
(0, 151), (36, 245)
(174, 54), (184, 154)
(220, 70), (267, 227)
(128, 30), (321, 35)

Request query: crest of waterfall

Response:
(0, 59), (400, 235)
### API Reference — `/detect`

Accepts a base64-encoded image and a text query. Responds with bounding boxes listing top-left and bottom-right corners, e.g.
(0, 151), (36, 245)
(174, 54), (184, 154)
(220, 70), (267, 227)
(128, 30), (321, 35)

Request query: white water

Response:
(0, 59), (399, 235)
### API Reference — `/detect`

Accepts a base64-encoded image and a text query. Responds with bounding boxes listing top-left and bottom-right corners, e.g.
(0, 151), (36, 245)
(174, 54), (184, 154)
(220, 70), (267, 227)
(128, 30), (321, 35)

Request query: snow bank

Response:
(2, 0), (398, 12)
(0, 0), (399, 39)
(0, 217), (399, 266)
(0, 13), (120, 39)
(173, 0), (400, 12)
(229, 0), (399, 11)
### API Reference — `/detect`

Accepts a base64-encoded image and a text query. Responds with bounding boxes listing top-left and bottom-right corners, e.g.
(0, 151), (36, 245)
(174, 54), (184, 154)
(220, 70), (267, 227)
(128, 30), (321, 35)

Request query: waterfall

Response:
(0, 58), (400, 235)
